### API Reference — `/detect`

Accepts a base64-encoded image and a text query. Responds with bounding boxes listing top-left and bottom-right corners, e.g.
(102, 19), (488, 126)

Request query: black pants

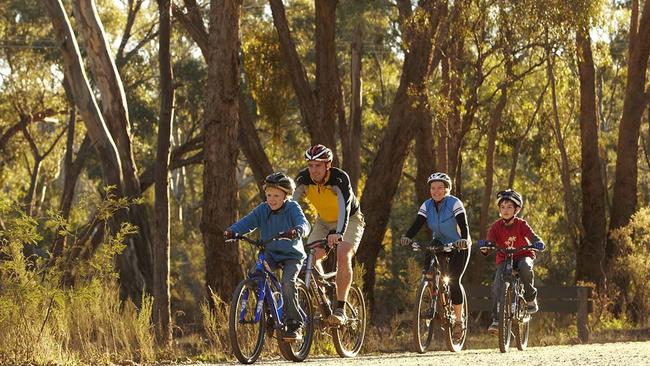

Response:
(424, 248), (470, 305)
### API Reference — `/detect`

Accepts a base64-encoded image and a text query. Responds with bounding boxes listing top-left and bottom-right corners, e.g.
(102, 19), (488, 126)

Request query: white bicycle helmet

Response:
(496, 189), (524, 208)
(427, 172), (452, 190)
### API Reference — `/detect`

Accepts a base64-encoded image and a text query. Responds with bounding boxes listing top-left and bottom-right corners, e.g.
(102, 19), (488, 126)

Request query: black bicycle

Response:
(227, 233), (313, 364)
(478, 241), (542, 353)
(301, 239), (366, 357)
(411, 239), (469, 353)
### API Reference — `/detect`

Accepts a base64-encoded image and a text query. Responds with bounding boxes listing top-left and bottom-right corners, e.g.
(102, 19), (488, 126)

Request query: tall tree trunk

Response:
(478, 86), (507, 239)
(73, 0), (154, 291)
(546, 47), (580, 253)
(356, 0), (444, 315)
(153, 0), (174, 345)
(173, 6), (273, 199)
(239, 93), (273, 197)
(269, 0), (339, 161)
(314, 0), (340, 158)
(44, 0), (146, 302)
(607, 0), (650, 270)
(507, 85), (545, 188)
(202, 0), (244, 304)
(415, 100), (436, 205)
(576, 28), (607, 287)
(342, 23), (363, 193)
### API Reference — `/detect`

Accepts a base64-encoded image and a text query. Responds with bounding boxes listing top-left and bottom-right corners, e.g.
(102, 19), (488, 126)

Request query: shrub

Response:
(610, 206), (650, 327)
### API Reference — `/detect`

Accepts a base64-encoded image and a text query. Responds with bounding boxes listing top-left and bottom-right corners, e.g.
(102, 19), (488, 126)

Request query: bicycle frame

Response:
(234, 235), (309, 330)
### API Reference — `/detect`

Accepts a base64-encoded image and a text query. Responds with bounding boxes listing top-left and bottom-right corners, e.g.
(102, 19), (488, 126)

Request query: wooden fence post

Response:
(577, 286), (590, 343)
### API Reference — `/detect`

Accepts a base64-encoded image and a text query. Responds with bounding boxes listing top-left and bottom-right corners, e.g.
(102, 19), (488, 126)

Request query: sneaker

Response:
(327, 307), (347, 325)
(487, 320), (498, 333)
(283, 325), (303, 341)
(527, 299), (539, 314)
(452, 320), (465, 341)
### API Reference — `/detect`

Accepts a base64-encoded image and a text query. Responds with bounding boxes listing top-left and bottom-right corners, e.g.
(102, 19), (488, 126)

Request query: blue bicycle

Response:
(227, 233), (313, 364)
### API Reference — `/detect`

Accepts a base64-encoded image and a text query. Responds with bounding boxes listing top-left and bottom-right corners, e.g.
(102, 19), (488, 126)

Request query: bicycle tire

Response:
(443, 285), (467, 352)
(332, 285), (366, 357)
(413, 279), (436, 353)
(229, 279), (266, 364)
(277, 280), (314, 362)
(514, 293), (530, 351)
(498, 284), (513, 353)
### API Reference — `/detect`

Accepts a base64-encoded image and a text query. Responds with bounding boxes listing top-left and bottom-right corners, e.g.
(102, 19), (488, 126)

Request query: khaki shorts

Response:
(307, 211), (365, 252)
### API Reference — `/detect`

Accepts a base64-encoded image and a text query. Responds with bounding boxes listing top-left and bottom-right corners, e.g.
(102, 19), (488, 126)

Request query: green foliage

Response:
(610, 206), (650, 327)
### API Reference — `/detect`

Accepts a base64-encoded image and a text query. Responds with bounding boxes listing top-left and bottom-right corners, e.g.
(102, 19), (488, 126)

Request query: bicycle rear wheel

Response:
(413, 279), (436, 353)
(498, 284), (513, 353)
(514, 294), (530, 351)
(443, 285), (467, 352)
(229, 279), (266, 364)
(332, 285), (366, 357)
(278, 280), (314, 362)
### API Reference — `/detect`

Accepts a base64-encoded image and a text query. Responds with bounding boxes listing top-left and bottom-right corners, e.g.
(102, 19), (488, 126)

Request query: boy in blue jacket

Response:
(224, 172), (310, 341)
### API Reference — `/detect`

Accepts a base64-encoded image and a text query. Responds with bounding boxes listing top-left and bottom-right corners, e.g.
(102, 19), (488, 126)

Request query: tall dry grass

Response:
(0, 194), (155, 365)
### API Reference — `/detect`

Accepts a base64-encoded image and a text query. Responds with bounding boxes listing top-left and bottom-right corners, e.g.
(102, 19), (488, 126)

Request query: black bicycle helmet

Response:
(427, 172), (452, 190)
(496, 189), (524, 208)
(304, 144), (333, 162)
(263, 172), (296, 196)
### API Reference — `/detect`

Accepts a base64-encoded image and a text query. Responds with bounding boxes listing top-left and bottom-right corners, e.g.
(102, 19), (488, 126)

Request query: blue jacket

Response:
(418, 195), (465, 245)
(229, 200), (309, 266)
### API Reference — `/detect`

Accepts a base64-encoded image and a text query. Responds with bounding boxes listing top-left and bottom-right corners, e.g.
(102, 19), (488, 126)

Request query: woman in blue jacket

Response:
(400, 172), (471, 341)
(224, 172), (310, 341)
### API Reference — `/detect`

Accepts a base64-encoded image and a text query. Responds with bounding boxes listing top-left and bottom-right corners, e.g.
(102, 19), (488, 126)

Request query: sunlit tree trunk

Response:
(607, 0), (650, 271)
(72, 0), (154, 291)
(44, 0), (147, 302)
(202, 0), (245, 303)
(357, 0), (445, 315)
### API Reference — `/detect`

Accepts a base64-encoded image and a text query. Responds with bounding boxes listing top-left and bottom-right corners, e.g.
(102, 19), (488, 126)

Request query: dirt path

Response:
(212, 341), (650, 365)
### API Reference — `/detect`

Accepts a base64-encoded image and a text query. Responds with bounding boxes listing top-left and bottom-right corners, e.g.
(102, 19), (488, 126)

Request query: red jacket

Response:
(487, 217), (539, 265)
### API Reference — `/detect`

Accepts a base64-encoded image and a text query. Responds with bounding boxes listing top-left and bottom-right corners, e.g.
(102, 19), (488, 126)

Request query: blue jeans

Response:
(272, 259), (303, 327)
(491, 257), (536, 321)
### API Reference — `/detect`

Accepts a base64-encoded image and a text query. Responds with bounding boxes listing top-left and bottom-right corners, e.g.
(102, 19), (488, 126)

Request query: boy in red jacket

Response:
(480, 189), (545, 333)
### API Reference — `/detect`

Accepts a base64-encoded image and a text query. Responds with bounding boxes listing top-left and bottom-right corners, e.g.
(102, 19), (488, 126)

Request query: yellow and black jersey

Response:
(293, 167), (360, 235)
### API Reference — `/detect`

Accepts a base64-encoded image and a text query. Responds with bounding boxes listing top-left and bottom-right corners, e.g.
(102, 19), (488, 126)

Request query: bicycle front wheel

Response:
(229, 279), (266, 364)
(498, 284), (513, 353)
(278, 279), (314, 362)
(332, 285), (366, 357)
(514, 294), (530, 351)
(413, 279), (436, 353)
(443, 285), (467, 352)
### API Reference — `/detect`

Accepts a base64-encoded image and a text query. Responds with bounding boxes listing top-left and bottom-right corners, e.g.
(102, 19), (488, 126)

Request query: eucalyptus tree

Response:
(356, 0), (448, 311)
(607, 0), (650, 272)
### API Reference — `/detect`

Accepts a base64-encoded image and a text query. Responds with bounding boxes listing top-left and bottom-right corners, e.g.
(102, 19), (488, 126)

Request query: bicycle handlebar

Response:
(304, 235), (343, 251)
(411, 239), (469, 253)
(478, 240), (541, 255)
(226, 232), (292, 247)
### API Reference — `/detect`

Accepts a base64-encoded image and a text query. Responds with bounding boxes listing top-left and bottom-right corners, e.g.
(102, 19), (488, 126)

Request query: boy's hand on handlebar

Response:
(285, 228), (299, 240)
(531, 241), (545, 251)
(223, 229), (235, 241)
(477, 239), (492, 255)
